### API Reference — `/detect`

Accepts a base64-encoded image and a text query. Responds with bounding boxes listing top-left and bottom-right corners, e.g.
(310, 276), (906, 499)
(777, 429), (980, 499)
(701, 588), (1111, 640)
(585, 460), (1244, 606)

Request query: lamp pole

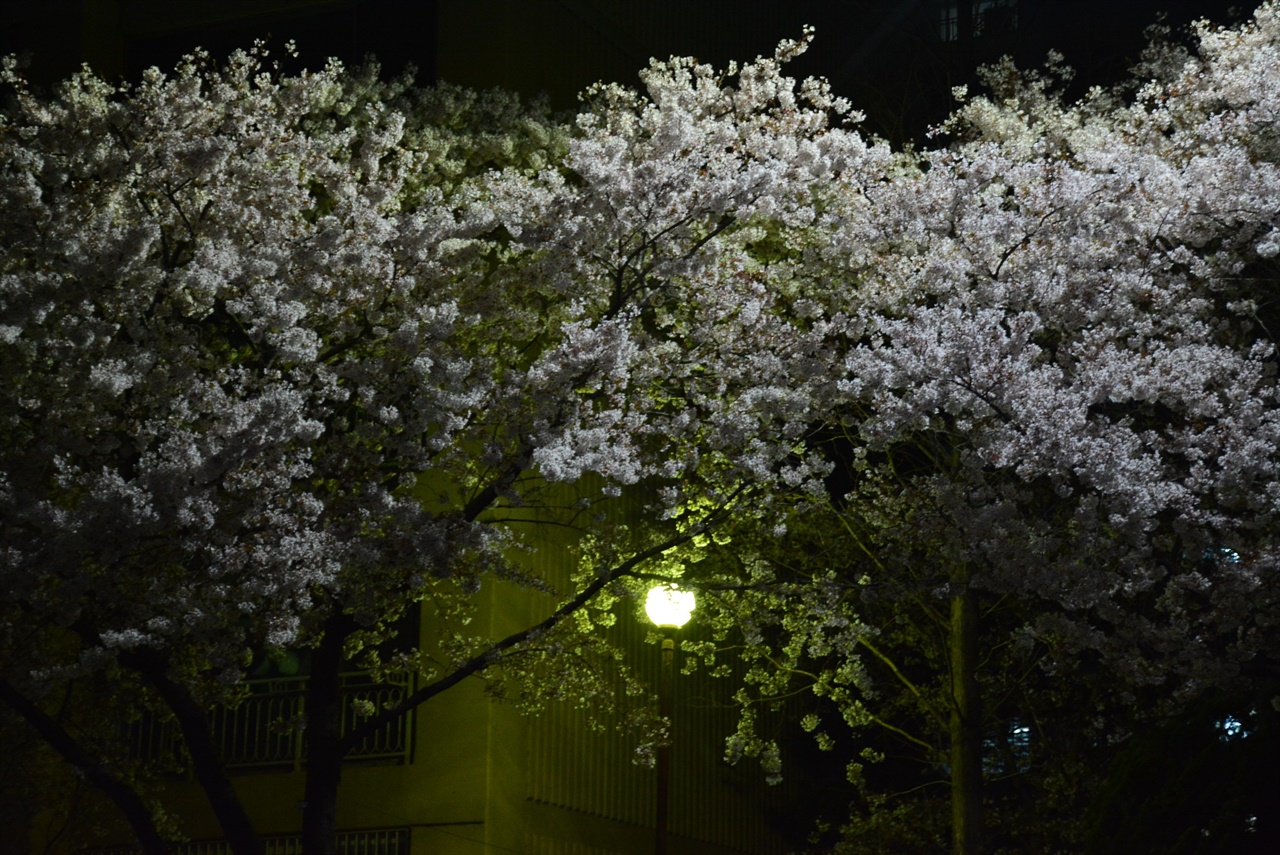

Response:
(656, 629), (674, 855)
(645, 584), (695, 855)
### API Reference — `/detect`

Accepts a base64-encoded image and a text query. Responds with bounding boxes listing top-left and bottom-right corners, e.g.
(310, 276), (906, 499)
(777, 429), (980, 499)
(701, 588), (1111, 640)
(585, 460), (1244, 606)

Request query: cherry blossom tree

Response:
(7, 4), (1280, 853)
(0, 34), (869, 855)
(678, 4), (1280, 853)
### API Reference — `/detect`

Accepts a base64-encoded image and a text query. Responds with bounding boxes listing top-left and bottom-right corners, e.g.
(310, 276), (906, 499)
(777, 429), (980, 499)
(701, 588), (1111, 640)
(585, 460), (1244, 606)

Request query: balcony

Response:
(128, 671), (415, 771)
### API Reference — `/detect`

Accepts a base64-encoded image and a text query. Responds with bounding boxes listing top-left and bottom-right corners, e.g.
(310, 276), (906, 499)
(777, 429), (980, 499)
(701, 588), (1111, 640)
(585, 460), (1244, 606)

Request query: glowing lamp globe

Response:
(645, 584), (696, 629)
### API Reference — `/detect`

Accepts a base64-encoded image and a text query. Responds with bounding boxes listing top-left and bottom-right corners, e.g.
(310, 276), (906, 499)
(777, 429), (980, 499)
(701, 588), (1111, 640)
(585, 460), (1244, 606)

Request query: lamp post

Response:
(645, 584), (695, 855)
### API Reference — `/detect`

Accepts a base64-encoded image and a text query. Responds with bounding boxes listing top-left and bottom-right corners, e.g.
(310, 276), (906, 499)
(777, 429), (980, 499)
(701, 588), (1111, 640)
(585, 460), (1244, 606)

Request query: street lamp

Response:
(645, 584), (695, 855)
(645, 584), (696, 630)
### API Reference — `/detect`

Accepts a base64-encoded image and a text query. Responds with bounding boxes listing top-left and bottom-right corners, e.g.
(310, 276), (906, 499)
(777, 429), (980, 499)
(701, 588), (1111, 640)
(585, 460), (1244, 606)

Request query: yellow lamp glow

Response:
(645, 584), (696, 629)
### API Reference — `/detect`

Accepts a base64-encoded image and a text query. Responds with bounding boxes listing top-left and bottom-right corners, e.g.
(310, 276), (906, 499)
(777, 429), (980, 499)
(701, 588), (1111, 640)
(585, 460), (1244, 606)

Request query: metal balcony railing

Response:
(84, 826), (410, 855)
(128, 671), (414, 770)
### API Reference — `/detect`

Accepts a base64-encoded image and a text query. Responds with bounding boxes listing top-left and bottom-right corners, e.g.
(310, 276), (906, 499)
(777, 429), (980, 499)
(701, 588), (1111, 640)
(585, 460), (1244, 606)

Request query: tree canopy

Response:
(3, 4), (1280, 854)
(687, 6), (1280, 852)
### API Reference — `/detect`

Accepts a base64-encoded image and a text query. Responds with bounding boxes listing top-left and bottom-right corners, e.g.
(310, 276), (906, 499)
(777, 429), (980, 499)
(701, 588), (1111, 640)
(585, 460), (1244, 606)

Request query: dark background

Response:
(0, 0), (1252, 143)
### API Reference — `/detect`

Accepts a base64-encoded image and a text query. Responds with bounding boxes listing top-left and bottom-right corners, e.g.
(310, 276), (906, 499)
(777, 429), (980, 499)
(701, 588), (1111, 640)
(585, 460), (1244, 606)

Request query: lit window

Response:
(1217, 713), (1250, 741)
(983, 717), (1032, 775)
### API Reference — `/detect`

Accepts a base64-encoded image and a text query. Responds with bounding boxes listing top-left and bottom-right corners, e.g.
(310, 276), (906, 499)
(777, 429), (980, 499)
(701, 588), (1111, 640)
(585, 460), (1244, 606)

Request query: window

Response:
(939, 0), (1019, 42)
(1217, 712), (1253, 742)
(983, 717), (1032, 776)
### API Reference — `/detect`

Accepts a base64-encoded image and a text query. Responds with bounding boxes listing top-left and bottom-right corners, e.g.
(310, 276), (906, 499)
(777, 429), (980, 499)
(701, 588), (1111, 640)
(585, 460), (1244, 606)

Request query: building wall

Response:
(51, 488), (793, 854)
(477, 493), (798, 855)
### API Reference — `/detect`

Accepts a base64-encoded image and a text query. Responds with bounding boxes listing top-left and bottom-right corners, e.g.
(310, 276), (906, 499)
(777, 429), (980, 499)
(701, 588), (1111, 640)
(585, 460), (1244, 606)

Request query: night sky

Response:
(0, 0), (1253, 142)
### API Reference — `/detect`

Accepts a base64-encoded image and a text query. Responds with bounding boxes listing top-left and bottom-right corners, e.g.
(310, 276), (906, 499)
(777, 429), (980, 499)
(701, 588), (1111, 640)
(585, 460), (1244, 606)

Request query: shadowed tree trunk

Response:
(949, 578), (984, 855)
(302, 612), (352, 855)
(136, 660), (264, 855)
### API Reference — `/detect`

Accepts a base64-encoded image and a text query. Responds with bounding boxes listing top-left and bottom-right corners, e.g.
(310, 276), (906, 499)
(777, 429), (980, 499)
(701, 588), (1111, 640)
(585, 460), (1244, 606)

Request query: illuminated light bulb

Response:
(645, 584), (696, 629)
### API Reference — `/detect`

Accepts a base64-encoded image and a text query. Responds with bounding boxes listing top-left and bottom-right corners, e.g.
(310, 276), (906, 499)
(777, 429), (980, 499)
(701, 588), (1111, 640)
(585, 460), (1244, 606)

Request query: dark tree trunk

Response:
(140, 665), (264, 855)
(949, 582), (984, 855)
(0, 678), (171, 855)
(301, 613), (350, 855)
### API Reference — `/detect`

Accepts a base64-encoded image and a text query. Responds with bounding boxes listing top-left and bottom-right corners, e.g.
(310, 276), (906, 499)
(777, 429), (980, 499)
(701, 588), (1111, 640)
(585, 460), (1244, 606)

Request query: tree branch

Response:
(859, 636), (947, 729)
(339, 518), (713, 753)
(0, 678), (171, 855)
